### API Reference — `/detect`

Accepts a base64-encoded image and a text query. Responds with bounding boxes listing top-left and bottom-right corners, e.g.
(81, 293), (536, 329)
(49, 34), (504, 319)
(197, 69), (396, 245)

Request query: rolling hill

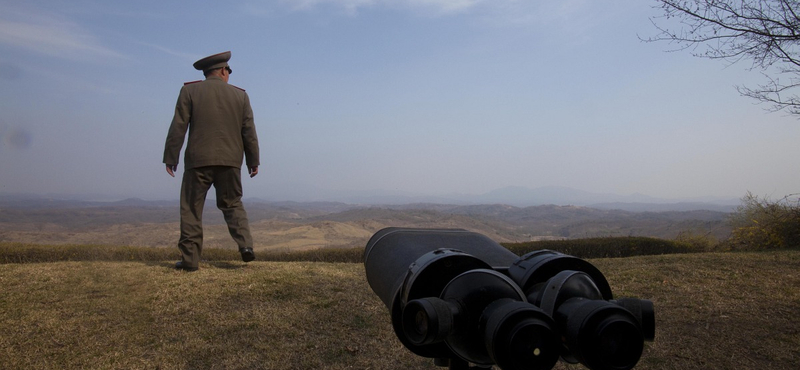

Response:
(0, 196), (732, 251)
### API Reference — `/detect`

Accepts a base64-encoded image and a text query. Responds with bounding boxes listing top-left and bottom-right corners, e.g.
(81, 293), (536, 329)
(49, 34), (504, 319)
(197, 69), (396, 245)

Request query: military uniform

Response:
(163, 51), (259, 270)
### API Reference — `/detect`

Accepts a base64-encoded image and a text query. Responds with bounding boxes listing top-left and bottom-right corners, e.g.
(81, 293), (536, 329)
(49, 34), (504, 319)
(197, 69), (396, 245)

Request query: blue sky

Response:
(1, 0), (798, 202)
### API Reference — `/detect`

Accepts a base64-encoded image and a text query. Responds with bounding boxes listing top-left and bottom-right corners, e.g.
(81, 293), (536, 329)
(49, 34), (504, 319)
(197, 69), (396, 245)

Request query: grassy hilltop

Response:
(1, 246), (798, 370)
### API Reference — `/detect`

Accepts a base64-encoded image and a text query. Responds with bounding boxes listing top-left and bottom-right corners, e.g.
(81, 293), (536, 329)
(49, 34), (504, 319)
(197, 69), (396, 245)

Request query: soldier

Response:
(163, 51), (259, 272)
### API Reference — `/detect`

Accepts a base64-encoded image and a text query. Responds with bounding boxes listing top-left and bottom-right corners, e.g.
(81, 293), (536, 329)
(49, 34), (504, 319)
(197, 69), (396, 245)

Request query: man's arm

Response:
(166, 164), (177, 177)
(241, 93), (260, 169)
(163, 86), (191, 168)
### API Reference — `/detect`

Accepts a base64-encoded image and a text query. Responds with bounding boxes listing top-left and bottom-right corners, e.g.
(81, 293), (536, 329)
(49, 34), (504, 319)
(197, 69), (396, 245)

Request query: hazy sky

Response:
(1, 0), (798, 202)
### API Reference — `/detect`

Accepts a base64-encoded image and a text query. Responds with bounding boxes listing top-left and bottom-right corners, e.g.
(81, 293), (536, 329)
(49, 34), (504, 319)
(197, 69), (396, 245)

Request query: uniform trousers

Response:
(179, 166), (253, 268)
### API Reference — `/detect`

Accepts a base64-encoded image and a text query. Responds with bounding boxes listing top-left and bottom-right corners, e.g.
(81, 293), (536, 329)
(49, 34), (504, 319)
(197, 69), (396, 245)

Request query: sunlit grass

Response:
(1, 246), (798, 369)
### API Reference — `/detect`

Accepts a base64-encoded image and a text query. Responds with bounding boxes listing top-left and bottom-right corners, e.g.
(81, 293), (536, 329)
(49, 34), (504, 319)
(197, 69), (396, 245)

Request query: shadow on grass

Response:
(146, 261), (179, 269)
(207, 261), (249, 270)
(141, 261), (250, 271)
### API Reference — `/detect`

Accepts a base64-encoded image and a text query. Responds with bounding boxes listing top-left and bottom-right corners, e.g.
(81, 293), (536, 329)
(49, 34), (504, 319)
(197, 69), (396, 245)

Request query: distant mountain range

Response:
(458, 186), (739, 212)
(0, 185), (741, 212)
(255, 185), (740, 212)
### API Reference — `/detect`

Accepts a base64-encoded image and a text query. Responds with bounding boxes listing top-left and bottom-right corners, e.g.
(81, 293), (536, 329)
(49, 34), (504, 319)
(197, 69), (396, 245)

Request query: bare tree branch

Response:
(646, 0), (800, 116)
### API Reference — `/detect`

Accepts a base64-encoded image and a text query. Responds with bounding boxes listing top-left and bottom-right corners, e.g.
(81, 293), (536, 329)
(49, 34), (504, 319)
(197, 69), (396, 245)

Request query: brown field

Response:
(0, 206), (545, 251)
(0, 200), (732, 252)
(0, 218), (471, 251)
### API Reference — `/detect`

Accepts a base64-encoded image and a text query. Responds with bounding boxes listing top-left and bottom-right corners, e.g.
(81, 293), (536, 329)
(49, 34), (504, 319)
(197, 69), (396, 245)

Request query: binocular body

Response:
(364, 227), (654, 370)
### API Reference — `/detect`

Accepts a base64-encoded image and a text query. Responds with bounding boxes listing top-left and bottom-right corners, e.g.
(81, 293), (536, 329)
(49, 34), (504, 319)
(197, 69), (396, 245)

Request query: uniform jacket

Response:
(163, 76), (260, 169)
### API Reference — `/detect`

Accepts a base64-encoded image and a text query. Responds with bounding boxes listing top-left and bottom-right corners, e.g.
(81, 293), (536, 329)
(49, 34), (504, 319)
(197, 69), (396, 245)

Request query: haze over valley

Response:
(0, 188), (735, 251)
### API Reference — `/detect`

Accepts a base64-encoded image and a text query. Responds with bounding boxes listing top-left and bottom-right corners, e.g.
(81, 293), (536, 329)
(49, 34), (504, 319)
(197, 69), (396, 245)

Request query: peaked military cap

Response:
(193, 51), (231, 71)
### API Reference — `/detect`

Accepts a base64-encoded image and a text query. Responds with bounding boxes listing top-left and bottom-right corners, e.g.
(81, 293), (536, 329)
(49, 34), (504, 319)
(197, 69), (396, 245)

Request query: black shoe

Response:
(175, 261), (198, 272)
(240, 248), (255, 262)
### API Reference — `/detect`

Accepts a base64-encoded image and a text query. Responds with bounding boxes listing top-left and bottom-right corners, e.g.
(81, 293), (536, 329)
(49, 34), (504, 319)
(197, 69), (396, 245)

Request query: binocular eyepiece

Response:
(364, 228), (655, 370)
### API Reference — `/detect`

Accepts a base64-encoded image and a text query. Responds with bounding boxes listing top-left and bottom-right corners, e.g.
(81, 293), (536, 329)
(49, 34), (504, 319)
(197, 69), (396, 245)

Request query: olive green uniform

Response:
(163, 75), (260, 268)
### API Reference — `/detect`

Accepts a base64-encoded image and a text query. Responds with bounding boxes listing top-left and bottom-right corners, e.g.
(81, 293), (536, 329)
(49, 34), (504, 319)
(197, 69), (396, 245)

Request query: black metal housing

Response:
(363, 227), (655, 370)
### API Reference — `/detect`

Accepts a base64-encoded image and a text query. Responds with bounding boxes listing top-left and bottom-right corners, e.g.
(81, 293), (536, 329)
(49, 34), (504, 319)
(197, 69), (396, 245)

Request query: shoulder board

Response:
(230, 84), (246, 91)
(183, 80), (202, 85)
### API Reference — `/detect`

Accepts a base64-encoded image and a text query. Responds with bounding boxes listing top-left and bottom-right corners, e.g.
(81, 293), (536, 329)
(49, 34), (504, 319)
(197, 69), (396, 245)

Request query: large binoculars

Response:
(364, 228), (655, 370)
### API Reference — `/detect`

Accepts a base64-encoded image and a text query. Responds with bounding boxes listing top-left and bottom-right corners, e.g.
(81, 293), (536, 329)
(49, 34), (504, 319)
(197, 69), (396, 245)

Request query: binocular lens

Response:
(483, 300), (560, 370)
(413, 310), (428, 336)
(591, 316), (644, 370)
(502, 318), (561, 370)
(402, 297), (454, 346)
(559, 299), (645, 370)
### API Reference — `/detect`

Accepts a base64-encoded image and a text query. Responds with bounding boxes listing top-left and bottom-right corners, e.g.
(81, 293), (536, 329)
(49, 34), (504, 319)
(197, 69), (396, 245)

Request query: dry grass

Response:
(1, 250), (798, 370)
(0, 242), (367, 264)
(590, 251), (800, 370)
(0, 261), (434, 370)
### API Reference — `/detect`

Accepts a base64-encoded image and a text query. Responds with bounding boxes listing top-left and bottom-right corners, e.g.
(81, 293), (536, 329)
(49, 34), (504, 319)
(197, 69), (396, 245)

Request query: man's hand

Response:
(166, 164), (177, 177)
(249, 166), (259, 178)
